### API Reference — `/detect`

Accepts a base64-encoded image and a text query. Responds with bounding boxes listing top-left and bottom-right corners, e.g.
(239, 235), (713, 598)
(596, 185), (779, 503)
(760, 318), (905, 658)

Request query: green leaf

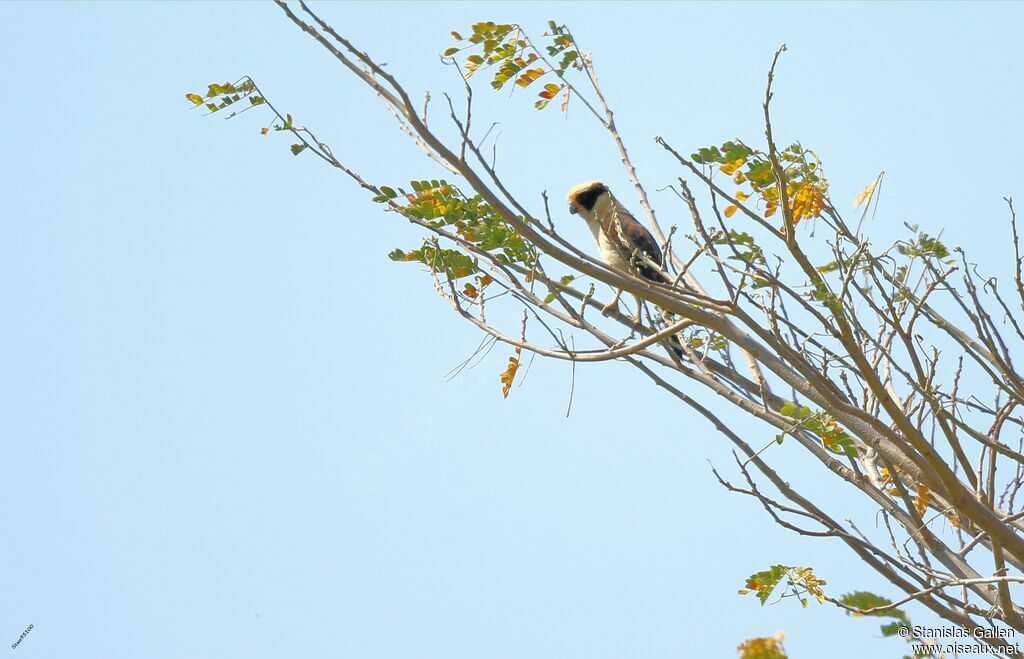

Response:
(290, 144), (307, 156)
(691, 146), (724, 165)
(559, 49), (578, 71)
(720, 140), (754, 162)
(779, 402), (804, 418)
(840, 591), (909, 621)
(443, 47), (459, 56)
(741, 565), (790, 605)
(878, 621), (903, 638)
(897, 232), (950, 259)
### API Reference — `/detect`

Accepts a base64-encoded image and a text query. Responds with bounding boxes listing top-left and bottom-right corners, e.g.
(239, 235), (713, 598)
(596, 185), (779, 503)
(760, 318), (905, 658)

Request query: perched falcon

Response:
(567, 180), (667, 315)
(567, 180), (684, 359)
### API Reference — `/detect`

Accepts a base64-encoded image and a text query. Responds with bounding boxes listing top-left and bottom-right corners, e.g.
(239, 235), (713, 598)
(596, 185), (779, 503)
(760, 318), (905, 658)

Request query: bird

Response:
(567, 180), (667, 318)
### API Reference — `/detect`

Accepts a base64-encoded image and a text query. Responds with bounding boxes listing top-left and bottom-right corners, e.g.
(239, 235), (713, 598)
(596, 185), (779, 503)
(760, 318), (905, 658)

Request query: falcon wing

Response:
(606, 208), (666, 284)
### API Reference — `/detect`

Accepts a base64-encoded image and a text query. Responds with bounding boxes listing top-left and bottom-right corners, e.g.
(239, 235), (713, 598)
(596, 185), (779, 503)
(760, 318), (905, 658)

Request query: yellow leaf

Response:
(789, 182), (825, 223)
(854, 173), (881, 208)
(735, 190), (749, 202)
(724, 205), (738, 218)
(719, 158), (746, 176)
(185, 93), (204, 105)
(913, 483), (931, 516)
(260, 127), (269, 135)
(500, 353), (521, 398)
(737, 634), (787, 659)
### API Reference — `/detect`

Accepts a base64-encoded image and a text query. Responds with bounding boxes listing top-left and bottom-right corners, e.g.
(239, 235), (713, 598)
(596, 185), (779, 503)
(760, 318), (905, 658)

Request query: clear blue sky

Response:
(2, 2), (1023, 658)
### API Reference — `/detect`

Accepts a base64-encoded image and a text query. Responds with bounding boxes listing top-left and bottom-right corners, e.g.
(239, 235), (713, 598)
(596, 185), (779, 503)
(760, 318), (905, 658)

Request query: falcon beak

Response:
(569, 205), (577, 215)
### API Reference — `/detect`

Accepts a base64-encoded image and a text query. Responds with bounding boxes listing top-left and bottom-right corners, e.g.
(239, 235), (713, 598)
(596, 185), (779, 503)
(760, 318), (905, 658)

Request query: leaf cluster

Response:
(185, 77), (265, 118)
(778, 403), (858, 457)
(379, 180), (537, 276)
(693, 140), (828, 224)
(739, 564), (827, 607)
(445, 20), (581, 111)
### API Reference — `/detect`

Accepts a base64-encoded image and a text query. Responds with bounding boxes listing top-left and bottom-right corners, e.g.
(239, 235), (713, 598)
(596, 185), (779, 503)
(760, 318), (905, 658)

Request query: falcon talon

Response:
(601, 289), (623, 316)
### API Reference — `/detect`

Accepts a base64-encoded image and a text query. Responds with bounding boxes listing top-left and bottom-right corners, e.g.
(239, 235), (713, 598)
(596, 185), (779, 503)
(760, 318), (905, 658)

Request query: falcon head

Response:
(567, 180), (611, 221)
